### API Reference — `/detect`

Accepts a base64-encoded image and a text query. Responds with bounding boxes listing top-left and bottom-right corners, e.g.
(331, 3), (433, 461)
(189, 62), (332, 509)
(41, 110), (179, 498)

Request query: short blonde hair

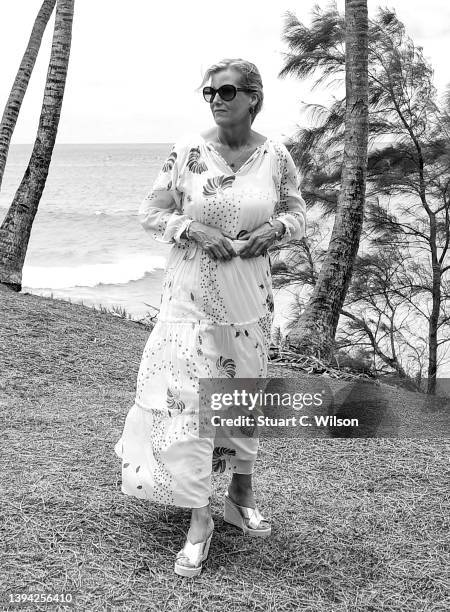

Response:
(198, 58), (264, 124)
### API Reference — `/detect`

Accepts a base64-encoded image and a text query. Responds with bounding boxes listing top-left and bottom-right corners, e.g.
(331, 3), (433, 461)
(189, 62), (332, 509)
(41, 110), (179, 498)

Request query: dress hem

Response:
(156, 317), (267, 326)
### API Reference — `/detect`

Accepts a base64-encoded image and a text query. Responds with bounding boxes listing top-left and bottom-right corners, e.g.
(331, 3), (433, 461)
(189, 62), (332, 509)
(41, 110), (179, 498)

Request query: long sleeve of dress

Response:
(138, 141), (193, 244)
(272, 144), (307, 245)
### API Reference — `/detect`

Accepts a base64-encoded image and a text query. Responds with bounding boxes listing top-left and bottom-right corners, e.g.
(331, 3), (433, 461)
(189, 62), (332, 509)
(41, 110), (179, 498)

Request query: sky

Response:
(0, 0), (449, 144)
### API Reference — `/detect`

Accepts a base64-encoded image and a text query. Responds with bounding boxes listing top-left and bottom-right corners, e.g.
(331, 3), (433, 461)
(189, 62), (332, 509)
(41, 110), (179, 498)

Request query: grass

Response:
(0, 284), (449, 612)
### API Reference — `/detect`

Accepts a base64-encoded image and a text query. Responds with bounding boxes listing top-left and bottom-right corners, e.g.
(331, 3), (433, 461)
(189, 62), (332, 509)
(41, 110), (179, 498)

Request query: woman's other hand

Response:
(239, 221), (284, 258)
(188, 221), (237, 261)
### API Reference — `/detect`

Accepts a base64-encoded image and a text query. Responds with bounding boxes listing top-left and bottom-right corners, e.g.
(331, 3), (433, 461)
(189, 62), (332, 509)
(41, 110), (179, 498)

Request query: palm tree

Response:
(288, 0), (369, 361)
(0, 0), (57, 190)
(280, 5), (448, 393)
(0, 0), (74, 292)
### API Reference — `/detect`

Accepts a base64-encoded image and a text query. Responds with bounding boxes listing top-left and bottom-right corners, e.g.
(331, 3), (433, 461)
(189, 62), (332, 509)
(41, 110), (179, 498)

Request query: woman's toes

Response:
(177, 556), (194, 568)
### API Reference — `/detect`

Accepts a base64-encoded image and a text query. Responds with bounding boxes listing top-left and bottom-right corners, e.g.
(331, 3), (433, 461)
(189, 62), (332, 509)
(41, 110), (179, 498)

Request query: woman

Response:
(114, 58), (306, 577)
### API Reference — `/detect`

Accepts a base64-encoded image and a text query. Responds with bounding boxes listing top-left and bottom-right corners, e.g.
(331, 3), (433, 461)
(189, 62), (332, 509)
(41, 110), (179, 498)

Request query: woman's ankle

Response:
(230, 473), (253, 492)
(191, 504), (213, 523)
(188, 507), (214, 544)
(228, 476), (257, 508)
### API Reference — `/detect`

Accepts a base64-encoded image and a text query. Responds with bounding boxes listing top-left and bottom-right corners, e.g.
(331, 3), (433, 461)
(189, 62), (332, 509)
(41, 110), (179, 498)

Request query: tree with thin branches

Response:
(279, 3), (449, 393)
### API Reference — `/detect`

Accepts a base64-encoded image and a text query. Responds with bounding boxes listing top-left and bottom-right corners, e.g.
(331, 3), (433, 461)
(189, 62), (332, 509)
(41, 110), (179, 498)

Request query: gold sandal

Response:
(174, 527), (214, 577)
(223, 492), (271, 537)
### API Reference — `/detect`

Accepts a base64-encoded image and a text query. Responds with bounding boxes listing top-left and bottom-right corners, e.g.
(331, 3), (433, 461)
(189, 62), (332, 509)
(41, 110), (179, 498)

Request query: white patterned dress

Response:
(114, 134), (306, 508)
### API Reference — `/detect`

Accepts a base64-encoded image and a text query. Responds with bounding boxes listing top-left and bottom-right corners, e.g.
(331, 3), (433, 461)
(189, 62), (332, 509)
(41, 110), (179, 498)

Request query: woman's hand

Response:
(239, 221), (284, 258)
(188, 221), (237, 261)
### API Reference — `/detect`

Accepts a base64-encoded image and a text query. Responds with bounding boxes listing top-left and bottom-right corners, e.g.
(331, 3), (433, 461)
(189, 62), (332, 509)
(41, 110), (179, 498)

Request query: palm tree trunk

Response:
(289, 0), (369, 360)
(0, 0), (74, 291)
(0, 0), (57, 191)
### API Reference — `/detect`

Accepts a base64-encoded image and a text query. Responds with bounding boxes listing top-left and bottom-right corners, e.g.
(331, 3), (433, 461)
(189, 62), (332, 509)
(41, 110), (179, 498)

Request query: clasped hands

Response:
(187, 220), (284, 261)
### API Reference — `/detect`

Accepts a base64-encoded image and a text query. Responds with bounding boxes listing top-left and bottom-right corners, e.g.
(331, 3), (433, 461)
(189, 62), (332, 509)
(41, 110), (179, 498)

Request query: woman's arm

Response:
(272, 144), (307, 244)
(138, 142), (193, 244)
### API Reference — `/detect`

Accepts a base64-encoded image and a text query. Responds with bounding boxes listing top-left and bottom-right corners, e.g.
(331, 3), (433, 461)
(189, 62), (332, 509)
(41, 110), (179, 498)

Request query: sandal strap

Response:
(239, 504), (267, 530)
(176, 534), (211, 567)
(227, 495), (268, 530)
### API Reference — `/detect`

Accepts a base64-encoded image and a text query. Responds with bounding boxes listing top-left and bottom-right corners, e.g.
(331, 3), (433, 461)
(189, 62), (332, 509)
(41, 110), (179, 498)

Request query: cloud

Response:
(0, 0), (448, 142)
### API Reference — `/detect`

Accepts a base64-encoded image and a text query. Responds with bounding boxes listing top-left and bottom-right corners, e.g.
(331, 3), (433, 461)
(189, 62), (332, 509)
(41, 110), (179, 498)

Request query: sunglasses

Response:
(202, 84), (256, 103)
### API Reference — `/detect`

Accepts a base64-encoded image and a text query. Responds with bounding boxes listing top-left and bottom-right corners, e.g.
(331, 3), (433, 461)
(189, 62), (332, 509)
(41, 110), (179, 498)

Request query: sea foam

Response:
(22, 254), (166, 289)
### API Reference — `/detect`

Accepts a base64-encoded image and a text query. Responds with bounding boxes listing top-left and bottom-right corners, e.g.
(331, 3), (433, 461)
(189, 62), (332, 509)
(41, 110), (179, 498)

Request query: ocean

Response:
(0, 143), (299, 331)
(0, 144), (176, 322)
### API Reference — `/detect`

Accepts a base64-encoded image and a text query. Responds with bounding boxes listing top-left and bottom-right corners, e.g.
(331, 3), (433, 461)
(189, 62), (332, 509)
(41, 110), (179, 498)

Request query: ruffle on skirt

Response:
(114, 315), (272, 507)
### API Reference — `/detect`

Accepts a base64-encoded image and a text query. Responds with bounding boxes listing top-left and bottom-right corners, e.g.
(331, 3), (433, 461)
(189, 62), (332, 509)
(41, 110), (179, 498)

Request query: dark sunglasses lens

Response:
(203, 87), (214, 102)
(218, 85), (236, 101)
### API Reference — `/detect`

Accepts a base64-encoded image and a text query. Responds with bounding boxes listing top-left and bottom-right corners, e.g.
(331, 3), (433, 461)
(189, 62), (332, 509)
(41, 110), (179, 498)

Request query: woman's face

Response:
(209, 68), (257, 127)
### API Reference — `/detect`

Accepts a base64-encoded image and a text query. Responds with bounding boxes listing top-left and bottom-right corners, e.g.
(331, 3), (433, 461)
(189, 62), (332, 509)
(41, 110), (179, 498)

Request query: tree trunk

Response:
(289, 0), (369, 361)
(427, 214), (441, 394)
(0, 0), (74, 291)
(0, 0), (57, 191)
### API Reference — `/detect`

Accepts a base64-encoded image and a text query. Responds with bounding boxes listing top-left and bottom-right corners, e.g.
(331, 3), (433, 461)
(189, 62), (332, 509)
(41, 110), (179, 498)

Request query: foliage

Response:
(277, 3), (450, 388)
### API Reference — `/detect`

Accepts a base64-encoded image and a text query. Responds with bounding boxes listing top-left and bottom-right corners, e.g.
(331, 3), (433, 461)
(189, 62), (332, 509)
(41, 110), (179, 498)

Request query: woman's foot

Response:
(175, 504), (214, 576)
(225, 473), (271, 536)
(227, 473), (256, 508)
(187, 509), (214, 544)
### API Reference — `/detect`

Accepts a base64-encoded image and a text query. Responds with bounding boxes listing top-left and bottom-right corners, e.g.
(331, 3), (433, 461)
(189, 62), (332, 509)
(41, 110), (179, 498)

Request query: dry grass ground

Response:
(1, 285), (449, 612)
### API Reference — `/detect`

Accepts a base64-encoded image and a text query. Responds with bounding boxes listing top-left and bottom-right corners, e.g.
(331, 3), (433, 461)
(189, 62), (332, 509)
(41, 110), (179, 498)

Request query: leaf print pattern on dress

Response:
(216, 356), (236, 378)
(203, 175), (235, 197)
(162, 150), (177, 172)
(115, 137), (305, 506)
(187, 147), (208, 173)
(166, 387), (185, 416)
(212, 447), (236, 473)
(266, 294), (274, 313)
(240, 414), (257, 438)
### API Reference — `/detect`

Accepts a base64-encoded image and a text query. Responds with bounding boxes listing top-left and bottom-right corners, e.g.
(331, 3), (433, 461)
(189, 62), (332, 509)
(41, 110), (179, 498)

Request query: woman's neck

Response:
(217, 124), (253, 149)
